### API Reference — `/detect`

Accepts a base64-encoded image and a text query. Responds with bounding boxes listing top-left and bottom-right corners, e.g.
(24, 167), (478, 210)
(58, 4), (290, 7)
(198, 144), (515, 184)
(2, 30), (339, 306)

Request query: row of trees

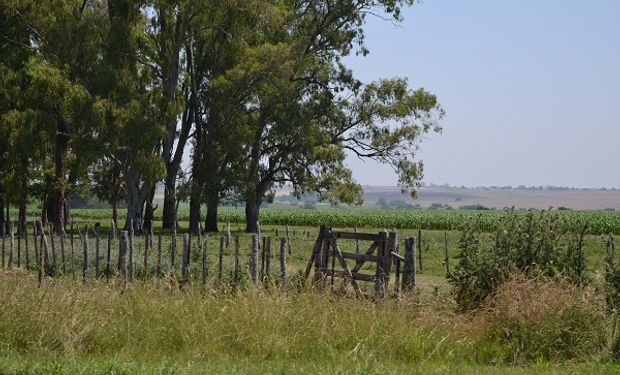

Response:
(0, 0), (443, 234)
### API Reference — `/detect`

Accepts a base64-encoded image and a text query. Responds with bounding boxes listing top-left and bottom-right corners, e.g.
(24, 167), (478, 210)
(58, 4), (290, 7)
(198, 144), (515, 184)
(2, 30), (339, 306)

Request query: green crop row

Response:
(68, 207), (620, 235)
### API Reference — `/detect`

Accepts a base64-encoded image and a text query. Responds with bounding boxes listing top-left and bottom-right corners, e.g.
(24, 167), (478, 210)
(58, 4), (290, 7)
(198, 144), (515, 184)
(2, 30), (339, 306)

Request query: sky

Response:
(344, 0), (620, 189)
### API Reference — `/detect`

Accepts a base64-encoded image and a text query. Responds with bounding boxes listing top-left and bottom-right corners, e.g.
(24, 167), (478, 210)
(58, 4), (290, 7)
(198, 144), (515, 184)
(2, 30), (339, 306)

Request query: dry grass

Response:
(0, 271), (616, 373)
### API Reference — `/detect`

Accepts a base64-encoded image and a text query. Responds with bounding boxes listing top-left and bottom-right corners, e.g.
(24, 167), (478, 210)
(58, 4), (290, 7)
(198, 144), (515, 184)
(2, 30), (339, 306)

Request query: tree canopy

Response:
(0, 0), (443, 233)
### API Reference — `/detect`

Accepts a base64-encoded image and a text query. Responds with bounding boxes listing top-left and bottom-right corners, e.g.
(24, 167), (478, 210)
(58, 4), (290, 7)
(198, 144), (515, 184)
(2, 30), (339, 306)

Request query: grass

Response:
(0, 271), (617, 374)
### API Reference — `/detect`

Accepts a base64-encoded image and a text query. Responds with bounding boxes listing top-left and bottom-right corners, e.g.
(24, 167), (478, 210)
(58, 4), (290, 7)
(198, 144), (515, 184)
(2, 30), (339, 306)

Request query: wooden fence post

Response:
(354, 226), (360, 254)
(251, 234), (259, 285)
(106, 220), (114, 279)
(285, 224), (292, 255)
(265, 237), (271, 282)
(0, 221), (4, 269)
(33, 221), (39, 277)
(128, 220), (135, 282)
(42, 224), (51, 275)
(7, 222), (14, 270)
(49, 224), (57, 273)
(417, 229), (423, 273)
(118, 230), (129, 280)
(234, 235), (240, 283)
(279, 237), (287, 291)
(182, 233), (190, 285)
(94, 224), (101, 278)
(444, 231), (450, 277)
(60, 232), (66, 275)
(218, 236), (224, 281)
(402, 237), (417, 294)
(225, 223), (231, 248)
(170, 226), (177, 278)
(25, 222), (29, 270)
(70, 219), (75, 277)
(36, 221), (46, 286)
(202, 235), (208, 286)
(17, 224), (21, 268)
(156, 234), (162, 278)
(82, 228), (88, 283)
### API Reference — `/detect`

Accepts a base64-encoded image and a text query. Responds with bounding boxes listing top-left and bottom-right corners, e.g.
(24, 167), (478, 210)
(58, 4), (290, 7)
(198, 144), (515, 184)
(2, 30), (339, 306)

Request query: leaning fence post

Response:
(279, 238), (287, 291)
(285, 224), (292, 255)
(225, 223), (231, 248)
(251, 234), (259, 285)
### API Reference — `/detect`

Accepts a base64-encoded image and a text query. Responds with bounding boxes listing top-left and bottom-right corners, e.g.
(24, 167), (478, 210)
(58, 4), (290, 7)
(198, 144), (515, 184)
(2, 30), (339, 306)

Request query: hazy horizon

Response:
(344, 0), (620, 189)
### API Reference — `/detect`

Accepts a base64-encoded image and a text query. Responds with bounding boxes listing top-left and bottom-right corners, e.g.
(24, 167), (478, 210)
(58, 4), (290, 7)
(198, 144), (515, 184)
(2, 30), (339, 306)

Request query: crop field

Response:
(67, 207), (620, 235)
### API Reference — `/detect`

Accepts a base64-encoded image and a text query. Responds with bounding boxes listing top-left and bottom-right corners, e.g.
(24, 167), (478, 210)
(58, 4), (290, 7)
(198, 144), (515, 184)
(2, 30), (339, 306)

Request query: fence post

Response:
(225, 223), (231, 248)
(24, 221), (29, 270)
(218, 236), (224, 281)
(182, 233), (190, 285)
(82, 228), (88, 283)
(202, 235), (208, 286)
(251, 234), (259, 285)
(402, 237), (417, 294)
(119, 230), (129, 280)
(279, 238), (287, 291)
(234, 235), (240, 284)
(60, 231), (66, 275)
(128, 220), (135, 282)
(94, 224), (101, 278)
(285, 224), (292, 255)
(170, 225), (177, 278)
(156, 234), (162, 278)
(417, 229), (423, 273)
(49, 224), (57, 273)
(0, 221), (4, 269)
(33, 221), (39, 280)
(8, 222), (14, 270)
(70, 219), (75, 277)
(17, 224), (21, 268)
(444, 231), (450, 277)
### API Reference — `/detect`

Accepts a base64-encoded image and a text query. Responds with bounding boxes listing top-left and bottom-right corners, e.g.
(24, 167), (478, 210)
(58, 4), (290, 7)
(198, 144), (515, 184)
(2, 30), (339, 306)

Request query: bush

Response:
(475, 276), (607, 364)
(449, 209), (589, 311)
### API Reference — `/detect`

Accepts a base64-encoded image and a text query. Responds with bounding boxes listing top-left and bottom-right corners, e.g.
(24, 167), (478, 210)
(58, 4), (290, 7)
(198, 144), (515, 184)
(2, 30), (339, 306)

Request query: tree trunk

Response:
(143, 185), (156, 232)
(45, 119), (70, 234)
(111, 195), (119, 232)
(189, 196), (200, 235)
(245, 193), (261, 233)
(0, 200), (4, 236)
(205, 193), (219, 232)
(162, 173), (176, 229)
(124, 169), (151, 235)
(18, 177), (27, 235)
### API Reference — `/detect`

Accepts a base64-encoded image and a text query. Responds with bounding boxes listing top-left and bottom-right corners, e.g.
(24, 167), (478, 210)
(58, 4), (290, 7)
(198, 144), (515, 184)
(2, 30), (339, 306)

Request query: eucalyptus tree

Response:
(234, 0), (443, 232)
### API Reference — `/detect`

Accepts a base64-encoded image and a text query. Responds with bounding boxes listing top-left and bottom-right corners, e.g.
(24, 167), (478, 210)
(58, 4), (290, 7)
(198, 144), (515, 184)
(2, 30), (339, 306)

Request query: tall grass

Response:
(0, 271), (614, 373)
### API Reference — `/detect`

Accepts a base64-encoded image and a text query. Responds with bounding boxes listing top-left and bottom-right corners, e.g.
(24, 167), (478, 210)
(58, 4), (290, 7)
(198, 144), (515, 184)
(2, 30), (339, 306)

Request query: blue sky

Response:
(345, 0), (620, 188)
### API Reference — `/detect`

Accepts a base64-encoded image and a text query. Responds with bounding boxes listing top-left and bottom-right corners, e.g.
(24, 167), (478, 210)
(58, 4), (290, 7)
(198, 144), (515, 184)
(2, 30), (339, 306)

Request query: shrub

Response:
(449, 209), (589, 311)
(475, 276), (607, 364)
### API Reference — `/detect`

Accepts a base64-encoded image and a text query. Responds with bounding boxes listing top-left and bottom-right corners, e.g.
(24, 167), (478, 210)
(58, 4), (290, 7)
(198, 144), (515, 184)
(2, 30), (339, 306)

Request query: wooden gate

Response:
(304, 225), (401, 299)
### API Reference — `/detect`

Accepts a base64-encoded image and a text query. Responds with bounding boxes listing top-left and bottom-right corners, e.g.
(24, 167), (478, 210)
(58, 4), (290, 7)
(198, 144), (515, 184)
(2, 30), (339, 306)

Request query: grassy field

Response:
(0, 271), (618, 374)
(1, 209), (619, 374)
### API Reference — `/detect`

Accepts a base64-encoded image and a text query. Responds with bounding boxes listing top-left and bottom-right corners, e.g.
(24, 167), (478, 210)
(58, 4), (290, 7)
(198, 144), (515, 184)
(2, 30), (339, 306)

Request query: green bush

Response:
(449, 209), (589, 311)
